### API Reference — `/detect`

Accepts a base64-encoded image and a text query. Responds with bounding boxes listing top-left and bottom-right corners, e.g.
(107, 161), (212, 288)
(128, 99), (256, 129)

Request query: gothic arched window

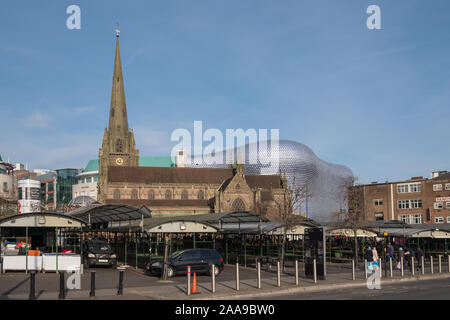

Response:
(116, 139), (123, 153)
(165, 189), (172, 200)
(197, 190), (205, 200)
(131, 189), (138, 199)
(113, 189), (120, 199)
(181, 190), (188, 200)
(148, 190), (155, 200)
(232, 198), (246, 212)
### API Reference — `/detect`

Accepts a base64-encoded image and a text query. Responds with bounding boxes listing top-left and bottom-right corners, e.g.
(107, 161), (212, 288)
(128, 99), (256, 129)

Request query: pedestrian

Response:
(415, 247), (424, 270)
(364, 246), (373, 270)
(396, 247), (404, 269)
(386, 242), (395, 263)
(372, 246), (379, 270)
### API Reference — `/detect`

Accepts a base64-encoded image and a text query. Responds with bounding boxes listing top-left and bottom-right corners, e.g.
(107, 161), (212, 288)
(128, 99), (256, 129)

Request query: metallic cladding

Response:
(188, 140), (353, 222)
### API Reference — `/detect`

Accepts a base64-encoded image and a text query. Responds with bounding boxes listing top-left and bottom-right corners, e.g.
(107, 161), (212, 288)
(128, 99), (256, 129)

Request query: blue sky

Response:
(0, 0), (449, 183)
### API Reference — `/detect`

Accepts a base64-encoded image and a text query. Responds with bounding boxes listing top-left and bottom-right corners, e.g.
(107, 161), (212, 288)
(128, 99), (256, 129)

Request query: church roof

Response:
(245, 175), (282, 189)
(108, 166), (234, 185)
(83, 156), (175, 173)
(107, 199), (210, 208)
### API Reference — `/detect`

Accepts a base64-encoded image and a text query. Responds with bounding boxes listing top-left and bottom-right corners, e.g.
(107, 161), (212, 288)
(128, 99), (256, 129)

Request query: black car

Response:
(146, 248), (224, 277)
(83, 240), (117, 268)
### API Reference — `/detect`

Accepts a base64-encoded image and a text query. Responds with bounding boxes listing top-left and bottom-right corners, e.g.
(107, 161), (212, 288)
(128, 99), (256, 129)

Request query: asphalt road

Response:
(247, 277), (450, 300)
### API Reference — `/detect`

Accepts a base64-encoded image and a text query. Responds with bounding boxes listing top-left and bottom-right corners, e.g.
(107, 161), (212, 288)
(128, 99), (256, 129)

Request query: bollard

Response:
(29, 271), (36, 300)
(235, 262), (240, 291)
(90, 271), (95, 297)
(379, 259), (382, 278)
(411, 257), (415, 276)
(117, 269), (124, 296)
(389, 257), (393, 278)
(439, 255), (442, 273)
(364, 259), (368, 279)
(352, 260), (355, 281)
(187, 266), (191, 296)
(313, 259), (317, 284)
(422, 256), (425, 275)
(257, 261), (261, 289)
(431, 256), (434, 274)
(295, 260), (299, 285)
(59, 272), (65, 300)
(211, 265), (216, 293)
(401, 257), (404, 277)
(277, 261), (281, 287)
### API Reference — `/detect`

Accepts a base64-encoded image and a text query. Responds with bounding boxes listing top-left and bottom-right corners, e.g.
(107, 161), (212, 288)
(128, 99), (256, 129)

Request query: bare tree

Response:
(273, 173), (307, 271)
(334, 176), (365, 266)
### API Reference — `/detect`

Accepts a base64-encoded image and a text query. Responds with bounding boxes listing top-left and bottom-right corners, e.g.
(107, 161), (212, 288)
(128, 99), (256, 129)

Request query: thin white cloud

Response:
(20, 111), (52, 129)
(74, 105), (96, 115)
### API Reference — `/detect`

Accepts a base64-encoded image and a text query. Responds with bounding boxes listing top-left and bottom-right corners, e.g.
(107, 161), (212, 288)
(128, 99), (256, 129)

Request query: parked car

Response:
(83, 240), (117, 268)
(146, 248), (224, 277)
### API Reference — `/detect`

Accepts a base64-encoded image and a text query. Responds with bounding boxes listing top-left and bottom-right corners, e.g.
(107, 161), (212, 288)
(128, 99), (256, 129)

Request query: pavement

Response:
(1, 261), (449, 300)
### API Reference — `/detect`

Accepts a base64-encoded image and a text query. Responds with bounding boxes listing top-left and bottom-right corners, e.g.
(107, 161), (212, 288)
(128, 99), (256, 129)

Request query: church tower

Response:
(98, 31), (139, 202)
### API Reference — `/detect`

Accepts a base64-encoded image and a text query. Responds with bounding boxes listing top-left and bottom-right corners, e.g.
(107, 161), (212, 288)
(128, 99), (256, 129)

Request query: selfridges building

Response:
(188, 140), (353, 222)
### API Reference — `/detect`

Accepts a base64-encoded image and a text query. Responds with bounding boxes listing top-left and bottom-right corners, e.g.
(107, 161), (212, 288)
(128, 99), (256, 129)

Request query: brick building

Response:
(358, 171), (450, 224)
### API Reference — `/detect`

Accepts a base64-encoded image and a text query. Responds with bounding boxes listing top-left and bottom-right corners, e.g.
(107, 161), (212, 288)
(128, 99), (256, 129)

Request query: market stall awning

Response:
(0, 213), (86, 228)
(325, 227), (378, 237)
(64, 204), (151, 224)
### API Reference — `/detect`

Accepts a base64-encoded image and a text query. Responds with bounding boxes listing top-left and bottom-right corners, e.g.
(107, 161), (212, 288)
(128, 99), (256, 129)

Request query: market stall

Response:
(0, 213), (86, 273)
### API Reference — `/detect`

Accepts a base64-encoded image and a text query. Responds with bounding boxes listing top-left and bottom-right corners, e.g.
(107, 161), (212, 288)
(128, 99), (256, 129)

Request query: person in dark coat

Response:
(415, 247), (425, 270)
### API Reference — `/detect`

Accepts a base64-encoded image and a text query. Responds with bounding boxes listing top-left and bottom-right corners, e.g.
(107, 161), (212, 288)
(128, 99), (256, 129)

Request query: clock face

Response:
(115, 157), (124, 165)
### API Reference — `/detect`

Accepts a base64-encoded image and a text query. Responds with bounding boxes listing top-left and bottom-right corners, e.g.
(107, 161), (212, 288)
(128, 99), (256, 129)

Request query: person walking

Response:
(396, 247), (404, 269)
(364, 246), (373, 271)
(386, 242), (395, 263)
(372, 246), (379, 270)
(415, 246), (425, 271)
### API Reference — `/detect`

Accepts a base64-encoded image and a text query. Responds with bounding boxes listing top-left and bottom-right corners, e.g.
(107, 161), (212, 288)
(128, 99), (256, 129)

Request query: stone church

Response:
(98, 33), (288, 217)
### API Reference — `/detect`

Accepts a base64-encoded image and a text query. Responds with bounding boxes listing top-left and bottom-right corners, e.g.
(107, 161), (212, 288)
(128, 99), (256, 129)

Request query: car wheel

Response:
(209, 264), (220, 276)
(167, 266), (174, 278)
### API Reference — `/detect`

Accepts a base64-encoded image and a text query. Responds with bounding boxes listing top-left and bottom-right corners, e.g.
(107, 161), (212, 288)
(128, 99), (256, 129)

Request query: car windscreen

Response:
(172, 250), (184, 259)
(88, 242), (111, 253)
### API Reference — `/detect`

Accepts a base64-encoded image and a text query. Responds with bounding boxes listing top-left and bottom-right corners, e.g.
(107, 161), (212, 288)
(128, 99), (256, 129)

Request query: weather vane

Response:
(115, 22), (120, 37)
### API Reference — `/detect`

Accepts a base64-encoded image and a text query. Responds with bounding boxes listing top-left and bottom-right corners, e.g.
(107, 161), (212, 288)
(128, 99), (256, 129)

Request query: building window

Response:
(433, 184), (443, 191)
(447, 216), (450, 223)
(374, 212), (384, 220)
(398, 200), (410, 209)
(434, 202), (443, 210)
(232, 198), (246, 212)
(148, 191), (155, 200)
(165, 190), (172, 200)
(374, 199), (383, 206)
(435, 217), (444, 224)
(397, 184), (409, 193)
(48, 182), (54, 192)
(94, 176), (98, 182)
(410, 199), (422, 209)
(409, 183), (421, 192)
(397, 182), (421, 193)
(47, 193), (54, 204)
(399, 214), (423, 224)
(197, 190), (204, 200)
(116, 139), (123, 153)
(131, 189), (138, 199)
(114, 189), (120, 199)
(3, 182), (7, 192)
(398, 199), (422, 209)
(181, 190), (188, 200)
(445, 183), (450, 191)
(447, 202), (450, 209)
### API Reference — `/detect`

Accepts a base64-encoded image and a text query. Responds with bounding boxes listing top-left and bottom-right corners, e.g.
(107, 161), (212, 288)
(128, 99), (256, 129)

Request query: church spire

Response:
(108, 30), (128, 134)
